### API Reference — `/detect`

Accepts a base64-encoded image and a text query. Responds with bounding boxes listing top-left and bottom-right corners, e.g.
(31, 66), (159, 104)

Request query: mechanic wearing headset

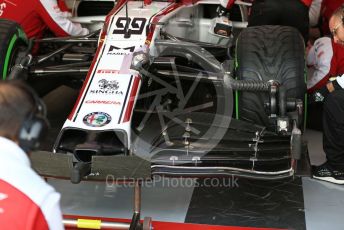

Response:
(0, 80), (64, 229)
(219, 0), (312, 42)
(307, 6), (344, 184)
(0, 0), (88, 39)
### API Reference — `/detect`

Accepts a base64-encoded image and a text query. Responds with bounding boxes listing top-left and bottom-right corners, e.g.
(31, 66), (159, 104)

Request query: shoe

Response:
(312, 162), (344, 185)
(309, 91), (325, 103)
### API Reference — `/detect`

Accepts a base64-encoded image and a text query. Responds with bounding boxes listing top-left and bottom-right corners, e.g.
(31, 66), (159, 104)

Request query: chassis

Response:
(0, 0), (307, 181)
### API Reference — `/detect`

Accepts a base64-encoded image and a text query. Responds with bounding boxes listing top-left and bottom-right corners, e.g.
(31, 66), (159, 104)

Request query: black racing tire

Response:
(0, 19), (28, 80)
(235, 25), (305, 130)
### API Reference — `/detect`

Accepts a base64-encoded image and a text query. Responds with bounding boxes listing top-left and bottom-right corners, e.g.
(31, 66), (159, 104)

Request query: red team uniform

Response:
(0, 0), (88, 39)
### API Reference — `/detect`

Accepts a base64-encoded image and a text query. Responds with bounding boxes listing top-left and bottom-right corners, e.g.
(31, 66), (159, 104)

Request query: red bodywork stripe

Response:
(123, 76), (140, 123)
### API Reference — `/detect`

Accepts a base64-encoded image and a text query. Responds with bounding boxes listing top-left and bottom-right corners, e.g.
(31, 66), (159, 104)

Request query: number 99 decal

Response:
(113, 17), (147, 38)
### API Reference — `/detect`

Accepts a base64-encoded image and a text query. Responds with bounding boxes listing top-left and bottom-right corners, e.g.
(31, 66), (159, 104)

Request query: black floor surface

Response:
(185, 177), (305, 229)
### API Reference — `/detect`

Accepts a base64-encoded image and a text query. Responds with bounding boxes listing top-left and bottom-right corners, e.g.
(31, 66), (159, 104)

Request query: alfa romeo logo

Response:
(83, 112), (112, 127)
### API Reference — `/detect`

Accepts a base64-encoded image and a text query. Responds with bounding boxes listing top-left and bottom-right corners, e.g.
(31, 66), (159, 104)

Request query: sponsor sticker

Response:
(107, 45), (135, 55)
(90, 79), (124, 95)
(112, 17), (147, 38)
(99, 79), (119, 90)
(85, 100), (121, 105)
(97, 69), (119, 74)
(83, 112), (112, 127)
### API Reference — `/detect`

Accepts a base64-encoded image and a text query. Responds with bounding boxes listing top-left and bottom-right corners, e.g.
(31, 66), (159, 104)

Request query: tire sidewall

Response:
(0, 19), (28, 80)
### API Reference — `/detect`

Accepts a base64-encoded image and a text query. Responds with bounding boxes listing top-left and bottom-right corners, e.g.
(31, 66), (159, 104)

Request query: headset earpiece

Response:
(18, 115), (49, 152)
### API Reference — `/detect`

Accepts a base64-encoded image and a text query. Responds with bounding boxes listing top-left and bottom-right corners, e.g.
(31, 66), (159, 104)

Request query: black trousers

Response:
(323, 90), (344, 170)
(248, 0), (309, 43)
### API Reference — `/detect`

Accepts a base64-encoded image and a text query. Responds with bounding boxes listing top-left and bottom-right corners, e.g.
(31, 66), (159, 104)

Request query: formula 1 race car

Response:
(0, 0), (307, 181)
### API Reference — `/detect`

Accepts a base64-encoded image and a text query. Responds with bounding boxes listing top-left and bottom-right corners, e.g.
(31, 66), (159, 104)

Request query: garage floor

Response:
(42, 86), (344, 230)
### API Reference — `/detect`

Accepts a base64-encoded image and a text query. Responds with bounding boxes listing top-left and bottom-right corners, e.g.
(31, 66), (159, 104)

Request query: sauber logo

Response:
(90, 79), (123, 95)
(113, 17), (147, 38)
(97, 69), (119, 74)
(86, 100), (121, 105)
(107, 45), (135, 55)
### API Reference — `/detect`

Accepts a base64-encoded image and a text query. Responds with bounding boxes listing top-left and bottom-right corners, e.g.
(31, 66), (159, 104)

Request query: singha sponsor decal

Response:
(90, 79), (124, 95)
(99, 79), (119, 90)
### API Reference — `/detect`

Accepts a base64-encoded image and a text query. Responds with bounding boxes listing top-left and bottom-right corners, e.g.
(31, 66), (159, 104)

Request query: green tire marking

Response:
(3, 34), (18, 80)
(17, 28), (27, 42)
(235, 91), (239, 119)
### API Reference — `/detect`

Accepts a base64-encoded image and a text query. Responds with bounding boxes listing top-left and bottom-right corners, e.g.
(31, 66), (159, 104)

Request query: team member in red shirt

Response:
(307, 37), (344, 93)
(0, 0), (88, 39)
(310, 5), (344, 184)
(0, 81), (63, 229)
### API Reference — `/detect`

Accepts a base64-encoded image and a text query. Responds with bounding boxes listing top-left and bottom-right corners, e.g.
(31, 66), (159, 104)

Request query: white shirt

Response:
(0, 137), (64, 229)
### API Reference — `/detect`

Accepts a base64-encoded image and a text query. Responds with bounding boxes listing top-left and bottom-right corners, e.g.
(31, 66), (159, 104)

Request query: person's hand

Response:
(326, 81), (335, 93)
(61, 11), (72, 18)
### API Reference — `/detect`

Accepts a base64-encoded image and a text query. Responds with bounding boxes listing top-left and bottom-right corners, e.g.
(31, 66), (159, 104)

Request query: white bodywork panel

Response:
(61, 1), (172, 150)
